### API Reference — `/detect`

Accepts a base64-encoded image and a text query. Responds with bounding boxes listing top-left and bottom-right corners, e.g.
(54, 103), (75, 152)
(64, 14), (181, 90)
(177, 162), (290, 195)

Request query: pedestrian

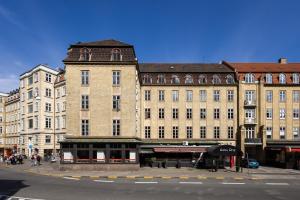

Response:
(31, 155), (35, 166)
(36, 155), (41, 165)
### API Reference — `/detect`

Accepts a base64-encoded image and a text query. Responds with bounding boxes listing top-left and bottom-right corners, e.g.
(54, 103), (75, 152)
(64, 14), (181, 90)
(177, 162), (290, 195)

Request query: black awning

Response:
(207, 145), (243, 156)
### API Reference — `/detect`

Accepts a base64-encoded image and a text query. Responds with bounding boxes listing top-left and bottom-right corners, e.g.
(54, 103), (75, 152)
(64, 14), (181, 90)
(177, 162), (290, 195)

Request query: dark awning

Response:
(153, 147), (207, 153)
(207, 145), (243, 156)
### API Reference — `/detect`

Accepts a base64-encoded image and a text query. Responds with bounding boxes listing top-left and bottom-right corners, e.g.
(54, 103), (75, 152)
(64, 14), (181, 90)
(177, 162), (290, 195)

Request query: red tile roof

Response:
(227, 63), (300, 73)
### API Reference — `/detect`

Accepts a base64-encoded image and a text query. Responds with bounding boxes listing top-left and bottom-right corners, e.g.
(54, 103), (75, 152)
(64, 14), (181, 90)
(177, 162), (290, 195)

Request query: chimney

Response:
(278, 58), (287, 64)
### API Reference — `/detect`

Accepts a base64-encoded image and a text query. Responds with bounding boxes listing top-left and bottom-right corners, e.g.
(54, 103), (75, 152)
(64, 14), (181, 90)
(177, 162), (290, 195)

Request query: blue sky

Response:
(1, 0), (300, 92)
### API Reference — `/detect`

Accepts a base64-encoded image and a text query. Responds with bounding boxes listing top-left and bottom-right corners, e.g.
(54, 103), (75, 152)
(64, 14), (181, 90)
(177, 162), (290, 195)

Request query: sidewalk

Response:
(1, 160), (300, 180)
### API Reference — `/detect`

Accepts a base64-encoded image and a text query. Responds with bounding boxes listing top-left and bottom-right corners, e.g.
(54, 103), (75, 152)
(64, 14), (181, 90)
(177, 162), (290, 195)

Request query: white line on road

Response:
(179, 182), (203, 185)
(222, 182), (246, 185)
(0, 195), (45, 200)
(94, 180), (115, 183)
(265, 183), (289, 186)
(63, 177), (80, 180)
(135, 181), (158, 184)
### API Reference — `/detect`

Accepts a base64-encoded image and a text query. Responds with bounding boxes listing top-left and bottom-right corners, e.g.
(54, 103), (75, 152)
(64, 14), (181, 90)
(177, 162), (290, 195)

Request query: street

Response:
(0, 167), (300, 200)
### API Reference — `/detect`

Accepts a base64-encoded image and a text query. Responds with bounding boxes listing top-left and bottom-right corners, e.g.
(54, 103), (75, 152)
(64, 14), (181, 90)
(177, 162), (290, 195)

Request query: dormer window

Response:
(265, 73), (272, 84)
(212, 75), (221, 84)
(79, 48), (91, 61)
(198, 75), (207, 84)
(245, 73), (254, 83)
(157, 74), (166, 84)
(171, 75), (180, 84)
(292, 73), (299, 84)
(185, 75), (193, 84)
(111, 48), (122, 61)
(226, 75), (235, 84)
(143, 74), (152, 84)
(279, 73), (286, 84)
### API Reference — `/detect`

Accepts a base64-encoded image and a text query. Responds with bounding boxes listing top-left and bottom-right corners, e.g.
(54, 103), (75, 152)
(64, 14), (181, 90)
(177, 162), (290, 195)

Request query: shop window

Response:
(109, 150), (122, 163)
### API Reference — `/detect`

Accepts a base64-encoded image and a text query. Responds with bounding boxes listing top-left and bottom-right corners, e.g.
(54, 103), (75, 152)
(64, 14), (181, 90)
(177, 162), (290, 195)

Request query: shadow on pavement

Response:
(0, 179), (28, 198)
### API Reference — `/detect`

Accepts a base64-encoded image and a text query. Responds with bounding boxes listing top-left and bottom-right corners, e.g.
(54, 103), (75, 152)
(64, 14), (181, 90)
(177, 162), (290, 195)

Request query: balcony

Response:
(244, 138), (262, 145)
(244, 100), (256, 107)
(244, 118), (257, 125)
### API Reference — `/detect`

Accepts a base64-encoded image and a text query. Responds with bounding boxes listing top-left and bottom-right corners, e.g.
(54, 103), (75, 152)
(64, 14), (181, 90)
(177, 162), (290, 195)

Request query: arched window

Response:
(198, 75), (207, 84)
(212, 75), (221, 84)
(185, 75), (193, 84)
(143, 74), (152, 84)
(157, 74), (166, 84)
(292, 73), (299, 84)
(226, 75), (235, 84)
(279, 73), (286, 84)
(265, 73), (272, 84)
(171, 75), (180, 84)
(79, 48), (91, 61)
(111, 48), (122, 61)
(245, 73), (255, 83)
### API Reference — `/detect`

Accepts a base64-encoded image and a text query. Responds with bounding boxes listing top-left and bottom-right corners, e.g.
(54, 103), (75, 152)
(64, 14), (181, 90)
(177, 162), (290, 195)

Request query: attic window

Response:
(111, 48), (122, 61)
(171, 75), (180, 84)
(212, 75), (221, 84)
(292, 73), (299, 84)
(265, 73), (272, 84)
(279, 73), (286, 84)
(185, 75), (193, 84)
(79, 48), (92, 61)
(143, 74), (152, 84)
(226, 74), (235, 84)
(198, 75), (207, 84)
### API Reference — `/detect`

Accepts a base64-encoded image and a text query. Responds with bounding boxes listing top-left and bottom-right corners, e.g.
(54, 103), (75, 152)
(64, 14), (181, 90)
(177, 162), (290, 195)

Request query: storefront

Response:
(265, 146), (300, 169)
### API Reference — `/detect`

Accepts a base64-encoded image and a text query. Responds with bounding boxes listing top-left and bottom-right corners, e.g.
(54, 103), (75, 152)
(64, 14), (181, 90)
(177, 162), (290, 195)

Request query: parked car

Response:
(242, 158), (259, 168)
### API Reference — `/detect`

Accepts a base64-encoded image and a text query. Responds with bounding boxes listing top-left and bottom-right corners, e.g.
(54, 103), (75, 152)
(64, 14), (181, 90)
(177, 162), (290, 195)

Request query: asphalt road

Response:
(0, 167), (299, 200)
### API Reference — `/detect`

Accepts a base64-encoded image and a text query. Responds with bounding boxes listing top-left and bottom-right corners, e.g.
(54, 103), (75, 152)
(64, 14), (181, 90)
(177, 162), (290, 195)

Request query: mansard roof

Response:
(226, 62), (300, 73)
(70, 39), (133, 47)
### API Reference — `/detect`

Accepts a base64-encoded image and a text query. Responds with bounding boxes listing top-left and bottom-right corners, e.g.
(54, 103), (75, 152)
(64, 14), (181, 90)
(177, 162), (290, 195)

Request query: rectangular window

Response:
(213, 90), (220, 102)
(172, 108), (178, 119)
(45, 73), (52, 82)
(145, 108), (151, 119)
(173, 126), (178, 138)
(227, 90), (234, 102)
(56, 88), (60, 98)
(186, 126), (193, 139)
(28, 104), (33, 113)
(112, 95), (120, 110)
(81, 95), (89, 110)
(279, 108), (286, 119)
(159, 108), (164, 119)
(81, 120), (89, 136)
(214, 127), (220, 138)
(56, 103), (60, 112)
(62, 116), (66, 129)
(214, 108), (220, 119)
(45, 117), (51, 129)
(45, 103), (52, 112)
(186, 108), (192, 119)
(293, 109), (299, 119)
(227, 108), (234, 119)
(159, 126), (165, 139)
(186, 90), (193, 102)
(28, 90), (33, 100)
(280, 127), (285, 139)
(45, 135), (51, 144)
(144, 126), (151, 138)
(34, 116), (38, 129)
(200, 126), (206, 138)
(158, 90), (165, 101)
(246, 127), (255, 138)
(279, 90), (286, 102)
(81, 71), (89, 85)
(293, 127), (299, 139)
(28, 119), (33, 129)
(34, 72), (39, 82)
(266, 127), (272, 139)
(200, 108), (206, 119)
(112, 119), (120, 136)
(228, 126), (234, 139)
(56, 116), (60, 129)
(112, 71), (120, 85)
(145, 90), (151, 101)
(266, 90), (273, 103)
(200, 90), (207, 102)
(293, 91), (300, 102)
(63, 102), (66, 111)
(266, 108), (273, 119)
(28, 76), (33, 85)
(45, 88), (52, 97)
(172, 90), (179, 102)
(35, 102), (39, 112)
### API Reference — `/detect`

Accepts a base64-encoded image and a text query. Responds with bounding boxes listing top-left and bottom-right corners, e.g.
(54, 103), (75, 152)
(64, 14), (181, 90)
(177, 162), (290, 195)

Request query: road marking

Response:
(72, 176), (81, 178)
(126, 176), (136, 179)
(94, 180), (115, 183)
(0, 195), (45, 200)
(90, 176), (99, 179)
(222, 182), (246, 185)
(179, 181), (203, 185)
(135, 181), (158, 184)
(143, 176), (153, 179)
(179, 176), (189, 179)
(197, 176), (207, 179)
(108, 176), (117, 179)
(234, 177), (244, 180)
(266, 183), (289, 186)
(216, 177), (224, 180)
(63, 177), (80, 180)
(161, 176), (172, 179)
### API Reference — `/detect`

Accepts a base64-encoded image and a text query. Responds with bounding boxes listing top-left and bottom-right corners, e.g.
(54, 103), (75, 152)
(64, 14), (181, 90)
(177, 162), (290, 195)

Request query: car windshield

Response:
(248, 159), (257, 162)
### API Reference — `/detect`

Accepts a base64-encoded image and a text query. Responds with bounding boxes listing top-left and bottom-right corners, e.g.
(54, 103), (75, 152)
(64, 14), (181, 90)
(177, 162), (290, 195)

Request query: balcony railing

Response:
(244, 118), (257, 124)
(244, 138), (262, 144)
(244, 100), (256, 107)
